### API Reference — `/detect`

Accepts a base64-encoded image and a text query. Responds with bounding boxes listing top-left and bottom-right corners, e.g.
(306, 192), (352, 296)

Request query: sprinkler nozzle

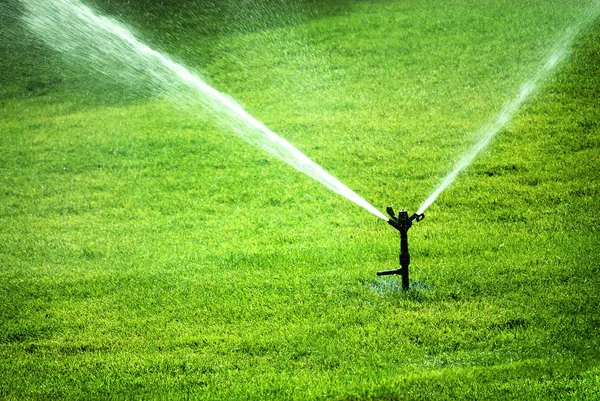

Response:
(412, 212), (425, 222)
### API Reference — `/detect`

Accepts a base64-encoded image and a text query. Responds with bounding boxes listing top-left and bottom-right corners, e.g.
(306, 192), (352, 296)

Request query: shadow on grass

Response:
(0, 0), (366, 106)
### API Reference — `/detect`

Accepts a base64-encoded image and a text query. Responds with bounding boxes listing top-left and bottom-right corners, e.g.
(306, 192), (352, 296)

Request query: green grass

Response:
(1, 0), (599, 399)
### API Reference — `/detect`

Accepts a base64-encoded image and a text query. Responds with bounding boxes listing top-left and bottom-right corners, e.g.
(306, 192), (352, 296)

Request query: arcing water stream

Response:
(417, 3), (600, 215)
(20, 0), (600, 222)
(20, 0), (388, 220)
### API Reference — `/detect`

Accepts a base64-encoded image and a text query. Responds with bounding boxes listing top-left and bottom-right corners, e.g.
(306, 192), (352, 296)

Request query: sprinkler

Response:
(377, 206), (424, 291)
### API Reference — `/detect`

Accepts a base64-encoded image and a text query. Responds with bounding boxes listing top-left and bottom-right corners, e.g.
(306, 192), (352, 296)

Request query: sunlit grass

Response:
(1, 0), (599, 399)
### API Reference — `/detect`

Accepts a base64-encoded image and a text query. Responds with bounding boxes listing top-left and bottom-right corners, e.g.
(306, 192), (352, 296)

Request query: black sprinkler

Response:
(377, 206), (424, 291)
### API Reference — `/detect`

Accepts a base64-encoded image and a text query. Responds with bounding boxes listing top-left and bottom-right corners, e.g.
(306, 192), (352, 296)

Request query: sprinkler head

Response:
(386, 206), (424, 232)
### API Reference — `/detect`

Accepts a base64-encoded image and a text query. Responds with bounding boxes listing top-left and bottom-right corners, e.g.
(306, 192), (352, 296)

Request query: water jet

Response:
(377, 206), (424, 291)
(20, 0), (387, 221)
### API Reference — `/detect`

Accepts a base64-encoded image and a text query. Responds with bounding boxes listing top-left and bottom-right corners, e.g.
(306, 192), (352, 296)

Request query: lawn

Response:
(1, 0), (599, 399)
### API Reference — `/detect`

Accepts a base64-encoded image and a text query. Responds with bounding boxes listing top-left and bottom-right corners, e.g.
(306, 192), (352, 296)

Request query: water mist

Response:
(20, 0), (387, 220)
(417, 3), (600, 215)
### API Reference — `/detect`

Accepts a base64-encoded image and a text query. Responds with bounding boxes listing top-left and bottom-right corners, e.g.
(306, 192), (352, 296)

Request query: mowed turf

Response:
(1, 0), (599, 399)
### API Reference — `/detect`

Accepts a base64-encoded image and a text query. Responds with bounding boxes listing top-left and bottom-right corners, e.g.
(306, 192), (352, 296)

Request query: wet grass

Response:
(1, 0), (599, 399)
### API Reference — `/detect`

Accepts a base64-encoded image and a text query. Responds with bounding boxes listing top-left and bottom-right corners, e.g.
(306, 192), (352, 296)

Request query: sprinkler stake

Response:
(377, 206), (424, 290)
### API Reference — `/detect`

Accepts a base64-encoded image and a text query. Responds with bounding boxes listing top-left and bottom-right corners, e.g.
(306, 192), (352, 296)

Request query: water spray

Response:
(417, 3), (600, 216)
(21, 0), (600, 291)
(20, 0), (387, 222)
(377, 206), (424, 291)
(387, 3), (600, 290)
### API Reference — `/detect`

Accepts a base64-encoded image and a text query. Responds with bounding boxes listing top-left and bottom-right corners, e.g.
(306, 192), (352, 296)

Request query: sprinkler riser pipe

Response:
(400, 230), (410, 267)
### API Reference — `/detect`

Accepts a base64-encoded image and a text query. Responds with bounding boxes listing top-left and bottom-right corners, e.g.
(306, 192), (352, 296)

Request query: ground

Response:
(1, 0), (599, 399)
